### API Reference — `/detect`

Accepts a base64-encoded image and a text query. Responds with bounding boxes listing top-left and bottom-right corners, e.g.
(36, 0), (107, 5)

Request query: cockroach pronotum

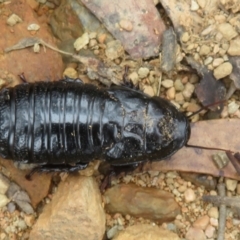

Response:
(0, 76), (234, 179)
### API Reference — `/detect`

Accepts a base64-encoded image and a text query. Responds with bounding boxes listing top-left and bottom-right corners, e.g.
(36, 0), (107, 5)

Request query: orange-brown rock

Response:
(104, 183), (180, 222)
(29, 175), (106, 240)
(113, 224), (180, 240)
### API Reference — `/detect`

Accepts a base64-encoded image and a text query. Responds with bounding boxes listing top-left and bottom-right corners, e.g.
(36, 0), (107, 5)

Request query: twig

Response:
(226, 151), (240, 175)
(202, 195), (240, 208)
(217, 183), (226, 240)
(202, 183), (228, 240)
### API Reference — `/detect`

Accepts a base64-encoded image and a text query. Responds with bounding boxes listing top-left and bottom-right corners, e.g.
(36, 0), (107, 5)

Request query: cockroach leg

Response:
(122, 65), (139, 90)
(100, 163), (141, 192)
(18, 73), (28, 83)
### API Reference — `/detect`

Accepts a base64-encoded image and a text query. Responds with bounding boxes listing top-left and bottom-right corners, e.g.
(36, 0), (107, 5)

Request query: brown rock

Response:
(193, 215), (210, 230)
(186, 227), (206, 240)
(29, 175), (105, 240)
(113, 224), (180, 240)
(49, 0), (83, 41)
(104, 184), (180, 222)
(0, 0), (63, 84)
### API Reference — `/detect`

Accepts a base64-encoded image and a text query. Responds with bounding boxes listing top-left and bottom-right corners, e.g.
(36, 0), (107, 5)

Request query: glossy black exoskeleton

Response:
(0, 78), (190, 175)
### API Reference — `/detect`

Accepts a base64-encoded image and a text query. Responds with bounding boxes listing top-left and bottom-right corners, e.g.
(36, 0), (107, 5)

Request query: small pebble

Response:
(89, 39), (98, 48)
(209, 190), (217, 196)
(0, 194), (10, 207)
(205, 225), (215, 238)
(217, 23), (238, 40)
(107, 225), (119, 239)
(199, 45), (211, 56)
(228, 38), (240, 56)
(228, 101), (239, 115)
(182, 82), (195, 99)
(225, 178), (238, 191)
(27, 23), (40, 31)
(166, 87), (175, 100)
(232, 218), (240, 226)
(184, 188), (196, 202)
(97, 33), (107, 44)
(210, 217), (218, 227)
(193, 215), (210, 230)
(105, 40), (124, 60)
(89, 32), (97, 39)
(181, 76), (189, 84)
(221, 106), (228, 118)
(182, 32), (190, 42)
(212, 58), (224, 67)
(185, 227), (206, 240)
(33, 43), (40, 53)
(213, 44), (220, 54)
(7, 13), (22, 26)
(138, 67), (150, 79)
(74, 33), (89, 51)
(207, 207), (219, 219)
(63, 67), (78, 79)
(215, 15), (226, 23)
(219, 48), (227, 56)
(175, 92), (184, 104)
(15, 219), (27, 230)
(161, 79), (173, 88)
(190, 0), (199, 11)
(213, 62), (233, 79)
(143, 85), (154, 97)
(7, 202), (16, 212)
(187, 103), (200, 112)
(197, 0), (206, 8)
(189, 74), (199, 84)
(174, 79), (184, 91)
(128, 72), (139, 85)
(36, 0), (46, 3)
(178, 185), (187, 193)
(119, 19), (133, 31)
(204, 56), (213, 65)
(187, 43), (195, 51)
(24, 214), (35, 227)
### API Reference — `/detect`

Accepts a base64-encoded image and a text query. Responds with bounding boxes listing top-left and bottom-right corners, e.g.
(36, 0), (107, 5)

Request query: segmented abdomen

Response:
(0, 79), (190, 166)
(0, 80), (114, 164)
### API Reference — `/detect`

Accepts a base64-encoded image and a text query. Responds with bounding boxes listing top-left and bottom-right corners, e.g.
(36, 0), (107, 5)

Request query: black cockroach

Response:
(0, 76), (230, 178)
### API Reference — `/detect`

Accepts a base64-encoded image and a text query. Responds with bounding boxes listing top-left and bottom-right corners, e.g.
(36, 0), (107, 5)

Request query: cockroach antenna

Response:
(185, 99), (233, 152)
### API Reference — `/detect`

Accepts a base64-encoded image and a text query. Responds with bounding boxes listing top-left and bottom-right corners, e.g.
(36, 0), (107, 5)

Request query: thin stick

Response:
(217, 183), (226, 240)
(39, 39), (74, 57)
(202, 195), (240, 208)
(226, 151), (240, 175)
